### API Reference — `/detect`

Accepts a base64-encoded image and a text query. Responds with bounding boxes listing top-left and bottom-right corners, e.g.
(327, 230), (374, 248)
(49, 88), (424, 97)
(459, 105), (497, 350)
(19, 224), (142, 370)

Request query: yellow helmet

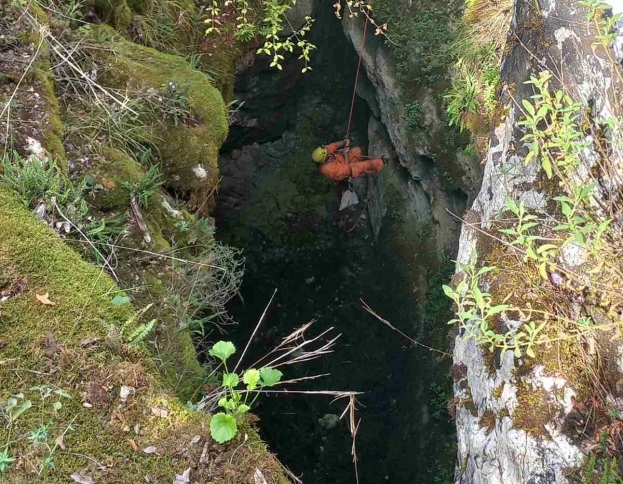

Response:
(312, 146), (328, 163)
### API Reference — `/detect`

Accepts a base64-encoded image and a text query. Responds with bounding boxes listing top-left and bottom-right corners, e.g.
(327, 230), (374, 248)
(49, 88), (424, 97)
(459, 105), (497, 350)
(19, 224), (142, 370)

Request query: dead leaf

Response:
(0, 342), (6, 352)
(55, 434), (65, 450)
(35, 292), (56, 306)
(142, 446), (158, 455)
(70, 474), (95, 484)
(112, 411), (126, 426)
(128, 439), (138, 452)
(36, 293), (57, 306)
(173, 468), (191, 484)
(190, 435), (201, 445)
(79, 337), (101, 348)
(253, 469), (268, 484)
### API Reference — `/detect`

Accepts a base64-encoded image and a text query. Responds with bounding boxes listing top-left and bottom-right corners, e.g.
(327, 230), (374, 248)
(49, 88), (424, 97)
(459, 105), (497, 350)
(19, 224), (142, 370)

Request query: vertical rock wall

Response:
(341, 14), (475, 265)
(453, 0), (623, 482)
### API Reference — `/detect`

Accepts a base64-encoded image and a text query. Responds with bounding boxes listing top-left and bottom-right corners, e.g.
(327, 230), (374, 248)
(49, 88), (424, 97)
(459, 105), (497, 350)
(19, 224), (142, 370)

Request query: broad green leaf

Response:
(260, 367), (283, 387)
(112, 295), (130, 306)
(210, 341), (236, 362)
(476, 266), (495, 277)
(210, 413), (237, 444)
(53, 401), (62, 412)
(505, 197), (519, 215)
(522, 222), (538, 231)
(536, 244), (558, 254)
(442, 285), (455, 298)
(526, 246), (538, 261)
(11, 400), (32, 421)
(472, 286), (485, 310)
(222, 372), (239, 388)
(526, 347), (536, 358)
(236, 404), (251, 415)
(488, 305), (510, 316)
(522, 99), (536, 116)
(542, 157), (552, 178)
(242, 369), (261, 390)
(54, 389), (72, 399)
(538, 262), (548, 280)
(514, 347), (522, 358)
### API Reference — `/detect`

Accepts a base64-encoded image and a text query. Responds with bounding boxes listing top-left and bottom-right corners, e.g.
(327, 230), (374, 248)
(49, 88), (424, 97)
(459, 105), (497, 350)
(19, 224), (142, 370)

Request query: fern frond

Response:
(127, 319), (156, 346)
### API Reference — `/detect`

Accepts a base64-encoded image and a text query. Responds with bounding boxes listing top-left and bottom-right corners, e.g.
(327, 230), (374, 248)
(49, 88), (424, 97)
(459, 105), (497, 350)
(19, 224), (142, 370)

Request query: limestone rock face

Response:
(282, 0), (316, 35)
(342, 15), (473, 258)
(453, 0), (623, 482)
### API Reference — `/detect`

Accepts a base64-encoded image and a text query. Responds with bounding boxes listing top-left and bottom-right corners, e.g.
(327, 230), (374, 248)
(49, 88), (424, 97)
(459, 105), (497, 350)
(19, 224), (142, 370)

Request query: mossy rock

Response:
(86, 26), (228, 211)
(32, 69), (66, 164)
(88, 147), (145, 211)
(0, 188), (287, 483)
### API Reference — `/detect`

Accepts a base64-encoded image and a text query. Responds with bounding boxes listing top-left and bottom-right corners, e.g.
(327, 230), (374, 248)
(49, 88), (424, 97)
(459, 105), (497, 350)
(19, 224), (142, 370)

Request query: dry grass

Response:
(464, 0), (514, 50)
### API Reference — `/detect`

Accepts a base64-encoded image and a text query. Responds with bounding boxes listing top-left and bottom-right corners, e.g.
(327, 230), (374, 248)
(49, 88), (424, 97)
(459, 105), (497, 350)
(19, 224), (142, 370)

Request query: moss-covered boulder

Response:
(88, 147), (145, 211)
(86, 26), (228, 212)
(0, 187), (286, 483)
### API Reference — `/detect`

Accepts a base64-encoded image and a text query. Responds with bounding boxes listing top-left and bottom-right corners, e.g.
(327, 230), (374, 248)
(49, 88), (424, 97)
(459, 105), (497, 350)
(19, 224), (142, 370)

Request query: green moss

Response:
(90, 147), (145, 210)
(86, 25), (228, 210)
(33, 69), (66, 165)
(0, 188), (286, 482)
(22, 12), (66, 166)
(113, 1), (133, 30)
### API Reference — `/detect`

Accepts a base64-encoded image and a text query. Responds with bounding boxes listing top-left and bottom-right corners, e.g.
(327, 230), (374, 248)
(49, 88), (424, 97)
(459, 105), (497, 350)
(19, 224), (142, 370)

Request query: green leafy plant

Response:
(443, 249), (545, 358)
(107, 304), (157, 347)
(146, 83), (193, 127)
(499, 197), (557, 279)
(445, 70), (479, 130)
(553, 184), (612, 251)
(579, 0), (623, 85)
(518, 71), (588, 178)
(205, 0), (316, 72)
(0, 152), (88, 223)
(123, 165), (163, 208)
(208, 341), (282, 443)
(0, 449), (15, 474)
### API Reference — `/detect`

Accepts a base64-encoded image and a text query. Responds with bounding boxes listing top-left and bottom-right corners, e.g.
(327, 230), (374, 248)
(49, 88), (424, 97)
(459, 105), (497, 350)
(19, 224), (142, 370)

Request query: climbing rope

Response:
(345, 15), (369, 140)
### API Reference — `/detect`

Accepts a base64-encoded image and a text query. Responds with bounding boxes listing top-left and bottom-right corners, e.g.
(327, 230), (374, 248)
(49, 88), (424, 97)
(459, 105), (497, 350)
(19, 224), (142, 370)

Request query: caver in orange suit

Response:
(316, 141), (384, 182)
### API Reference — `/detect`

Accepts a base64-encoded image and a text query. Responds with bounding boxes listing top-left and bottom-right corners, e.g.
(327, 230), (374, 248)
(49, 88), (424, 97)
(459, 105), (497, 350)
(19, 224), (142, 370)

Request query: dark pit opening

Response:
(212, 3), (457, 482)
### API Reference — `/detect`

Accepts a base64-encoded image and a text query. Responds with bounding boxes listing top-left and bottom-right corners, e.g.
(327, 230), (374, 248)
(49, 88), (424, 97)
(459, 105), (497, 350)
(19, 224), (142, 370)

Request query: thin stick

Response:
(73, 241), (227, 271)
(281, 465), (303, 484)
(251, 390), (363, 396)
(361, 299), (449, 356)
(233, 289), (277, 373)
(195, 176), (223, 213)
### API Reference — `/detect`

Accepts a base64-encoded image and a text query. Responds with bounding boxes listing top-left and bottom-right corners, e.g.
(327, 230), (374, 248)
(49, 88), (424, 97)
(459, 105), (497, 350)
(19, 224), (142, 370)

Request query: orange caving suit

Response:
(319, 142), (384, 182)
